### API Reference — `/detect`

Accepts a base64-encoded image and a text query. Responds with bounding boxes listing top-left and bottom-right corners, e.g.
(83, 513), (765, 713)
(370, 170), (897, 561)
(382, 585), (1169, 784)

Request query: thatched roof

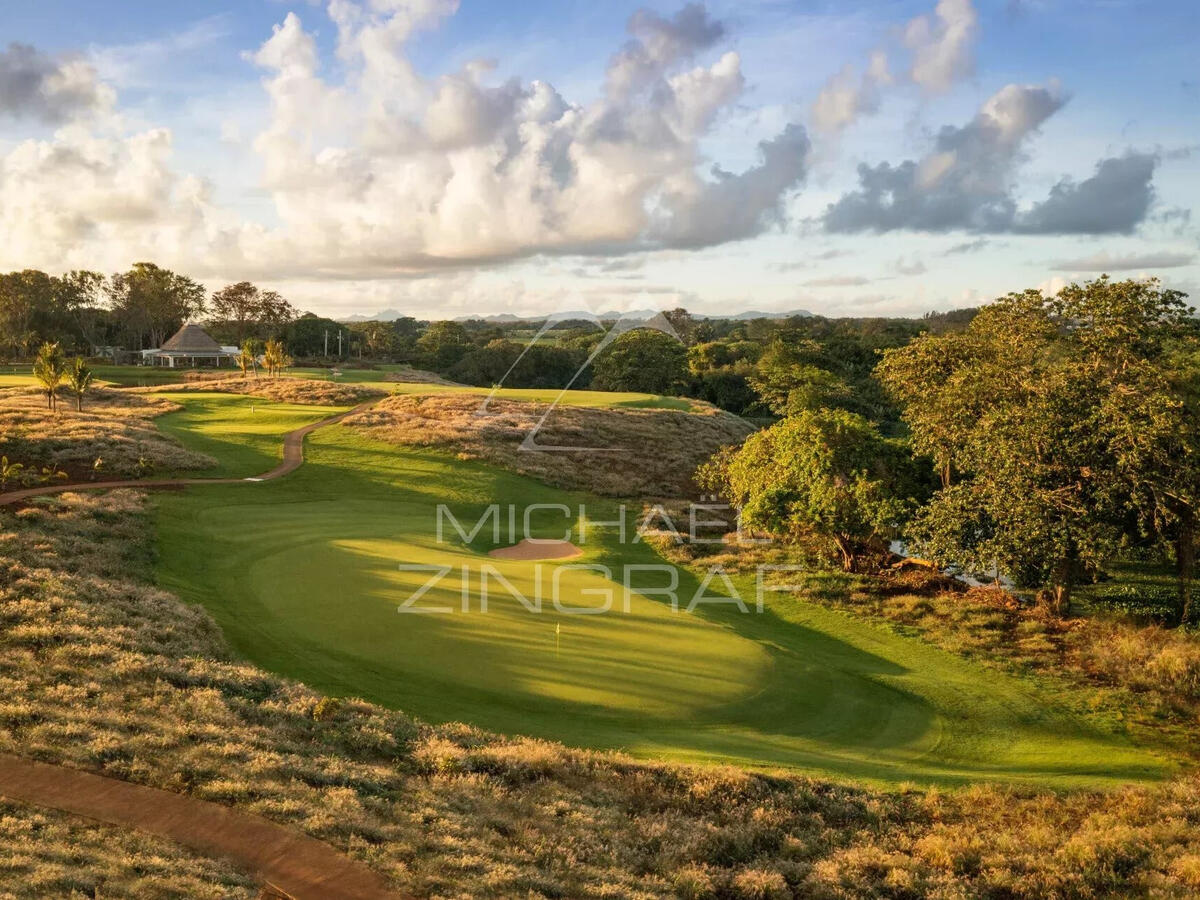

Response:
(160, 324), (222, 353)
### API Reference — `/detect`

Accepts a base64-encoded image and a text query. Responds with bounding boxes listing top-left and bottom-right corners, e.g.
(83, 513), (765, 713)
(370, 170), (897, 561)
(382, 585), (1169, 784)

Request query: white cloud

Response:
(903, 0), (979, 93)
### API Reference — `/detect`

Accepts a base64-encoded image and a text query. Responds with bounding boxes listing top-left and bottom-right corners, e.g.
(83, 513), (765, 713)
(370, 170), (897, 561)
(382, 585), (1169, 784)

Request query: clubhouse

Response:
(142, 324), (239, 368)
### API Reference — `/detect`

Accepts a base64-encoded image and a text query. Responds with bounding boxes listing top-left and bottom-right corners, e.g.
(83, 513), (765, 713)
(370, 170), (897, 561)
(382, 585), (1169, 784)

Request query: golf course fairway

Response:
(151, 397), (1173, 787)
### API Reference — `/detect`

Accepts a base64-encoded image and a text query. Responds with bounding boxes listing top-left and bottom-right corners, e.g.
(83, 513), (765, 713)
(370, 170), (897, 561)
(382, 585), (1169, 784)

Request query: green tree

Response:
(107, 263), (207, 350)
(880, 279), (1199, 615)
(32, 342), (65, 411)
(700, 408), (913, 571)
(591, 329), (687, 394)
(749, 338), (852, 416)
(65, 357), (94, 411)
(417, 321), (473, 371)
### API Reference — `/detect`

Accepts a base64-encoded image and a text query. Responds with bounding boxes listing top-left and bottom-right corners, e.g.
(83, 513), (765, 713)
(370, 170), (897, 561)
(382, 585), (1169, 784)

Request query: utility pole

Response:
(323, 329), (329, 358)
(337, 330), (344, 358)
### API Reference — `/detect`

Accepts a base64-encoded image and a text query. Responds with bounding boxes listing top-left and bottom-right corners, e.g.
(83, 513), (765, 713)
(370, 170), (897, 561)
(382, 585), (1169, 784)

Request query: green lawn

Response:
(150, 394), (1173, 787)
(153, 392), (347, 478)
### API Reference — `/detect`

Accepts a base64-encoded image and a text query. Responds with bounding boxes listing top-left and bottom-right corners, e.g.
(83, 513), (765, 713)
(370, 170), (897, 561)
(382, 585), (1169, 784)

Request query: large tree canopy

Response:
(591, 329), (688, 394)
(878, 277), (1199, 614)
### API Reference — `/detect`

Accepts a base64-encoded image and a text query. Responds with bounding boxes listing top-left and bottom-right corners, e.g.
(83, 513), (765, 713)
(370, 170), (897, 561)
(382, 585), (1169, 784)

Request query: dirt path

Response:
(0, 399), (376, 506)
(0, 756), (403, 899)
(0, 398), (407, 898)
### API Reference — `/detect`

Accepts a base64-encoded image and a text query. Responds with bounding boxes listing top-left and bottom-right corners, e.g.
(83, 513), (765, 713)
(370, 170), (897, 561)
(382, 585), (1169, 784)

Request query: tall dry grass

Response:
(0, 800), (255, 898)
(4, 490), (1200, 897)
(144, 376), (386, 406)
(0, 387), (214, 478)
(346, 394), (756, 498)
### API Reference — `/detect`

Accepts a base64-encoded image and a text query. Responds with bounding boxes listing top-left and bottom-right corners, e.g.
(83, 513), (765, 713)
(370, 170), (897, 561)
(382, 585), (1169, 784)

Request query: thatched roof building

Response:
(142, 324), (238, 367)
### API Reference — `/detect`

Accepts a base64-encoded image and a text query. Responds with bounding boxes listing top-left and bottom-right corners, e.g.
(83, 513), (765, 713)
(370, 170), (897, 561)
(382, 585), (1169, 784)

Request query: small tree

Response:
(236, 341), (257, 377)
(32, 342), (65, 411)
(700, 408), (914, 572)
(262, 339), (289, 376)
(0, 456), (24, 491)
(66, 357), (94, 411)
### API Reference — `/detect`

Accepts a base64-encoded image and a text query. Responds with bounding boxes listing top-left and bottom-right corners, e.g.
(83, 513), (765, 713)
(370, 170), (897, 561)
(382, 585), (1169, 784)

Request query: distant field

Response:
(151, 392), (1171, 787)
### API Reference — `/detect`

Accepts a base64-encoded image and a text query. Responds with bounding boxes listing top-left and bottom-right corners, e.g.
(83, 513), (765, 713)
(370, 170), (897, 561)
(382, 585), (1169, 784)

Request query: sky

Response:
(0, 0), (1197, 320)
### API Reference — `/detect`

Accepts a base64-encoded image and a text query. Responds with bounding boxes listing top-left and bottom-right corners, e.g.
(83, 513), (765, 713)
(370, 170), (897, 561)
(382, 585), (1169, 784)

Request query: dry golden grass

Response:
(346, 394), (756, 498)
(5, 490), (1200, 897)
(139, 376), (387, 406)
(384, 367), (464, 386)
(0, 387), (214, 479)
(0, 800), (255, 898)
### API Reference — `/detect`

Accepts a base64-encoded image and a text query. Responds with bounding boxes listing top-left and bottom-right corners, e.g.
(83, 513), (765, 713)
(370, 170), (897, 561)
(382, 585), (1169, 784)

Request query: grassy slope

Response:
(152, 391), (348, 478)
(151, 394), (1172, 787)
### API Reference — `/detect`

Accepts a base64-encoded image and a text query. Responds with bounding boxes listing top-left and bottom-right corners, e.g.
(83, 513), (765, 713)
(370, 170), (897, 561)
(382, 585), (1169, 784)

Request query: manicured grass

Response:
(152, 392), (347, 478)
(151, 394), (1172, 787)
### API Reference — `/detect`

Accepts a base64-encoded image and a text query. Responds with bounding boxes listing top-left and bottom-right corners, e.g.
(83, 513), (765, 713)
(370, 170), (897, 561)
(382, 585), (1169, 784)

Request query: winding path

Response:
(0, 399), (376, 506)
(0, 398), (407, 899)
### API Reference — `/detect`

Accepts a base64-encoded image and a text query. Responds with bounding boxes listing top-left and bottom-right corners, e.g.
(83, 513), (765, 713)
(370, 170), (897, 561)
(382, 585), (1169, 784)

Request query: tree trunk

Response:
(1178, 512), (1196, 626)
(834, 535), (856, 572)
(1042, 556), (1076, 617)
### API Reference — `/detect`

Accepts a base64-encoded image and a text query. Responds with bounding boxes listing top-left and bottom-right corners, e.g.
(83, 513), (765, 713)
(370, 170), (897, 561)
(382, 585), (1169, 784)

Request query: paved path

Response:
(0, 398), (407, 898)
(0, 399), (375, 506)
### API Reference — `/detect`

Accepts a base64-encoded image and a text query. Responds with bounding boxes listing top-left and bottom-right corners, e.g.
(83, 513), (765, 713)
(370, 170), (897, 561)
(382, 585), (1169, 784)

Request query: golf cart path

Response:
(0, 397), (406, 898)
(0, 398), (378, 506)
(0, 755), (403, 899)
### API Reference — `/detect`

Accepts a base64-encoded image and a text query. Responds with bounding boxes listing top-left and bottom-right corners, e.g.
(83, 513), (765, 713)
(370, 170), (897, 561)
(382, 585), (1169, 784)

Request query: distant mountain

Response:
(339, 307), (812, 324)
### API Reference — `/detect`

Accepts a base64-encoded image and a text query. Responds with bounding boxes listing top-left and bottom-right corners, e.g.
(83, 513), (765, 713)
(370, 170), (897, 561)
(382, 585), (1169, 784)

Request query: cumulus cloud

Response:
(903, 0), (979, 93)
(0, 4), (810, 279)
(238, 1), (807, 273)
(822, 82), (1160, 236)
(1013, 152), (1157, 234)
(1051, 249), (1195, 271)
(824, 83), (1064, 232)
(811, 52), (890, 135)
(0, 42), (112, 122)
(809, 0), (978, 135)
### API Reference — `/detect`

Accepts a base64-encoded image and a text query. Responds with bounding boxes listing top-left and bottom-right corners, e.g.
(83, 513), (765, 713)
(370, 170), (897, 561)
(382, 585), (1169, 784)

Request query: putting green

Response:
(151, 395), (1173, 787)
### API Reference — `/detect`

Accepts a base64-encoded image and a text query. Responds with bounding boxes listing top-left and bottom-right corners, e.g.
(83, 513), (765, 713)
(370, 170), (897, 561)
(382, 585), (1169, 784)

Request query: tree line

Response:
(700, 277), (1200, 624)
(0, 263), (298, 358)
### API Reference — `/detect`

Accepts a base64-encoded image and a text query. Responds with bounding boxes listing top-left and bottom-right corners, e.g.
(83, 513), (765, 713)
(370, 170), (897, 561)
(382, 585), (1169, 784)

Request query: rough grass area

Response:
(138, 376), (386, 406)
(383, 366), (465, 386)
(4, 491), (1200, 897)
(0, 387), (214, 479)
(0, 800), (255, 898)
(344, 394), (755, 497)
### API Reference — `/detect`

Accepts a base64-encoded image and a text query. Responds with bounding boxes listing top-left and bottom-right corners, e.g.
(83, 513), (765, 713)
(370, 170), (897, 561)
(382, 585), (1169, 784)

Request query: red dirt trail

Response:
(0, 397), (408, 898)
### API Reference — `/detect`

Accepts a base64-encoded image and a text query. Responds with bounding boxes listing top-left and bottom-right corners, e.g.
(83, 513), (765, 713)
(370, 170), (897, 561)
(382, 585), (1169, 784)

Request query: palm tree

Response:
(0, 456), (24, 491)
(32, 342), (65, 411)
(262, 339), (290, 376)
(236, 341), (257, 378)
(66, 357), (94, 411)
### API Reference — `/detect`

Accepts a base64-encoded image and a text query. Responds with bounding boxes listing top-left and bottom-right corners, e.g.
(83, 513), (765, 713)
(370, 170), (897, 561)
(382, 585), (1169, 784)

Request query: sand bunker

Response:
(488, 539), (583, 561)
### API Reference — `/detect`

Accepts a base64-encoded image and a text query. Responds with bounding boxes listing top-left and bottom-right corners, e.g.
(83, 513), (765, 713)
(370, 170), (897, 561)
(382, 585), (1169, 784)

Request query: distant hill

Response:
(338, 308), (813, 324)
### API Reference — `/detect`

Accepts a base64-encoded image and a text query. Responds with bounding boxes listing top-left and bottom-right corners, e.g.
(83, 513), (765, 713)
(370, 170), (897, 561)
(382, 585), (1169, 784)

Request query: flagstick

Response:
(555, 622), (560, 658)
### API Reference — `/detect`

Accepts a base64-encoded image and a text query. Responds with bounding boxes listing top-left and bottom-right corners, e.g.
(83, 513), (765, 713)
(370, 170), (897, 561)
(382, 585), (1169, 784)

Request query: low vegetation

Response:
(4, 490), (1200, 897)
(140, 376), (387, 406)
(0, 387), (213, 480)
(345, 393), (755, 497)
(0, 801), (255, 899)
